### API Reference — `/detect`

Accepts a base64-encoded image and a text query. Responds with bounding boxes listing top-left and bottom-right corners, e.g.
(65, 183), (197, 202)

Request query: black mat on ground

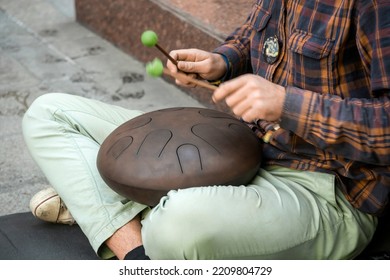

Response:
(0, 212), (389, 260)
(0, 212), (99, 260)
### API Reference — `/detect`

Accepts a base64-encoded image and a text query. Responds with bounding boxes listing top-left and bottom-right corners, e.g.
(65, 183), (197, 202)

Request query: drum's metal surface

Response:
(97, 107), (262, 206)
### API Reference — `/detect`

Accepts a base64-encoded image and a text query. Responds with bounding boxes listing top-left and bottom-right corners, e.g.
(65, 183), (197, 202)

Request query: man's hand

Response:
(213, 74), (286, 123)
(167, 49), (227, 87)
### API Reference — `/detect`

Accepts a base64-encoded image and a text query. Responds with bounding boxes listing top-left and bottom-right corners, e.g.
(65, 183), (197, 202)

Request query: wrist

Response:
(208, 53), (230, 85)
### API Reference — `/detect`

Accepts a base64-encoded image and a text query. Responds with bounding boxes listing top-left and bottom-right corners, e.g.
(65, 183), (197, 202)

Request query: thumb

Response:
(177, 61), (198, 73)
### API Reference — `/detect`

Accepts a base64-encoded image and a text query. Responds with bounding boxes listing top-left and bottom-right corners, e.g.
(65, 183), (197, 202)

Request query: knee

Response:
(22, 93), (70, 142)
(142, 189), (221, 259)
(23, 93), (66, 125)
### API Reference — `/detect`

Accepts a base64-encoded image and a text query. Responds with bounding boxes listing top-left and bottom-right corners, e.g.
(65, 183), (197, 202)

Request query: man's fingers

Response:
(175, 73), (198, 87)
(212, 76), (247, 102)
(224, 87), (247, 108)
(167, 51), (179, 73)
(177, 59), (211, 74)
(177, 61), (196, 73)
(169, 49), (203, 64)
(231, 98), (256, 122)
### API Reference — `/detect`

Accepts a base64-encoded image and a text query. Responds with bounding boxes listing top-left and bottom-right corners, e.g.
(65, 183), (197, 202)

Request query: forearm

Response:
(281, 86), (390, 165)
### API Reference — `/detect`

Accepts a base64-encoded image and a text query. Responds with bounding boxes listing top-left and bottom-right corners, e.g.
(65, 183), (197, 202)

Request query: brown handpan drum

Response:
(97, 107), (263, 206)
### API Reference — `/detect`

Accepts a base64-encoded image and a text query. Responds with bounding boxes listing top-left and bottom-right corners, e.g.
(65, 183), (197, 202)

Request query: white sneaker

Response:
(29, 187), (76, 225)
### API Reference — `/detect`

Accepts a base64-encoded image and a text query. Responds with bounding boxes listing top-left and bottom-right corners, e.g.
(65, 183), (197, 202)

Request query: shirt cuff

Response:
(213, 44), (247, 80)
(280, 86), (316, 138)
(208, 53), (231, 85)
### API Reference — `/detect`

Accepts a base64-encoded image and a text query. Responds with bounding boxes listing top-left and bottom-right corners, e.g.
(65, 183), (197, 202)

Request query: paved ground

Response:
(0, 0), (203, 216)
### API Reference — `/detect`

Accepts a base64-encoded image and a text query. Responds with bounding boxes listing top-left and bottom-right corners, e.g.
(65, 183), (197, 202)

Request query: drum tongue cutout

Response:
(97, 107), (263, 206)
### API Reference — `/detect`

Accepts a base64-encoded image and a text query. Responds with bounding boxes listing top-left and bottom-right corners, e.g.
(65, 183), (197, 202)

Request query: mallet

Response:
(146, 58), (218, 91)
(141, 30), (178, 66)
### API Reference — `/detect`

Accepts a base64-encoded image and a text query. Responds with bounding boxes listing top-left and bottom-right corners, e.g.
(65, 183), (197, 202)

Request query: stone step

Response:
(75, 0), (254, 109)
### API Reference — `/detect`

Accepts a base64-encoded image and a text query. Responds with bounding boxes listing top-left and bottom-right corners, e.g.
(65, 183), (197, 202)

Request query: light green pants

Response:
(22, 93), (377, 259)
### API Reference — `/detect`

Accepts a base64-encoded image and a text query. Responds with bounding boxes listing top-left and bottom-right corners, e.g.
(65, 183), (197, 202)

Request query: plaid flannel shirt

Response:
(213, 0), (390, 215)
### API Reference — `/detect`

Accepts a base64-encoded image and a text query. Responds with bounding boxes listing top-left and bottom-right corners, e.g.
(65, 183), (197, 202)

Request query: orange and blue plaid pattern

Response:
(214, 0), (390, 215)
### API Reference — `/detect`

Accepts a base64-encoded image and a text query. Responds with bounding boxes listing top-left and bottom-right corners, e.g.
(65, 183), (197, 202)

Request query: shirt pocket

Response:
(248, 3), (272, 32)
(288, 30), (335, 94)
(248, 4), (273, 74)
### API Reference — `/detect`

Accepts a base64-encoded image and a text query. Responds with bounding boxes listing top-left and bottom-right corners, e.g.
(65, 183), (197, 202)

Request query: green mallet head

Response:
(146, 58), (164, 77)
(141, 30), (158, 47)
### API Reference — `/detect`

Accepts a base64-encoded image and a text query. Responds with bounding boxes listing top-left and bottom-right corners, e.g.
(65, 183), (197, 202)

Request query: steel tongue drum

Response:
(97, 107), (262, 206)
